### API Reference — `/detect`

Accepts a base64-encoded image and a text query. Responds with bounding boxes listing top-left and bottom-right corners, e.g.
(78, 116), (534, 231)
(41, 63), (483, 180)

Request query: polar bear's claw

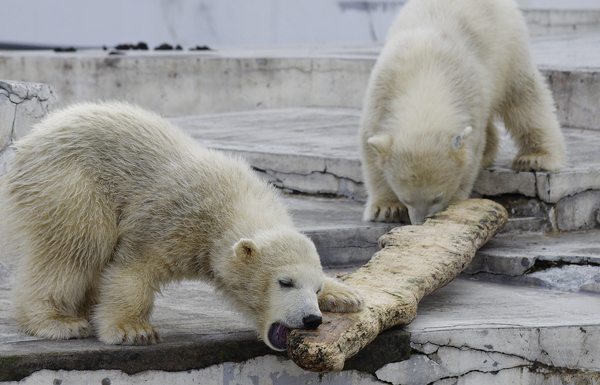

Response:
(511, 153), (563, 172)
(99, 323), (162, 345)
(363, 202), (407, 223)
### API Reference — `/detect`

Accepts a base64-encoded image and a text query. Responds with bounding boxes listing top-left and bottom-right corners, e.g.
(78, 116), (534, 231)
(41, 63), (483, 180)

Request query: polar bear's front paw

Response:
(98, 322), (162, 345)
(363, 201), (407, 223)
(511, 153), (563, 172)
(319, 277), (365, 313)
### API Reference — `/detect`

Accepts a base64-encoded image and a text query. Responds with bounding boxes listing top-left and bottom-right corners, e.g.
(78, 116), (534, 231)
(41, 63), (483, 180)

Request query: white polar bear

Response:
(0, 102), (364, 351)
(360, 0), (566, 224)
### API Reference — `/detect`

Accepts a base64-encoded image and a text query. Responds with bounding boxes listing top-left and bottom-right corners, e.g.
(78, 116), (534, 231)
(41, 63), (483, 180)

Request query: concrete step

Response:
(171, 107), (600, 233)
(1, 276), (597, 384)
(284, 195), (395, 266)
(284, 193), (600, 294)
(467, 230), (600, 293)
(1, 34), (600, 130)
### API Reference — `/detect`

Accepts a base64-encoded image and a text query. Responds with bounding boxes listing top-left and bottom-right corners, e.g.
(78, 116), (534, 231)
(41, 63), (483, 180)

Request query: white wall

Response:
(0, 0), (403, 48)
(0, 0), (598, 49)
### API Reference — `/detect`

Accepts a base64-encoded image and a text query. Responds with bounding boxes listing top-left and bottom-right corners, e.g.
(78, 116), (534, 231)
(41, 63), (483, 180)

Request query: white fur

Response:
(0, 102), (364, 350)
(360, 0), (566, 224)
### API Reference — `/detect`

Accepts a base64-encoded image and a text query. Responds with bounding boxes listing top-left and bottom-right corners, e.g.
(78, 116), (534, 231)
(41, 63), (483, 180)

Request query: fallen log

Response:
(288, 198), (508, 372)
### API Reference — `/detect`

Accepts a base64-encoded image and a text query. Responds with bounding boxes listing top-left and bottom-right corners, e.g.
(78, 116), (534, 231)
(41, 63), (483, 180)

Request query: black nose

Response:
(303, 314), (322, 329)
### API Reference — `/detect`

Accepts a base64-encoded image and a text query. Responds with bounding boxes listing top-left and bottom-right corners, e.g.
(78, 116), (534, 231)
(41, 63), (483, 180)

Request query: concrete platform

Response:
(1, 34), (600, 130)
(1, 277), (598, 384)
(171, 107), (600, 232)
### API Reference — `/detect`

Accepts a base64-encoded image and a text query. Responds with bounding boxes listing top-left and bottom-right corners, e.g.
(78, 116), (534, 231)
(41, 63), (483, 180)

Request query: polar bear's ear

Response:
(234, 238), (258, 260)
(451, 126), (472, 150)
(367, 134), (393, 159)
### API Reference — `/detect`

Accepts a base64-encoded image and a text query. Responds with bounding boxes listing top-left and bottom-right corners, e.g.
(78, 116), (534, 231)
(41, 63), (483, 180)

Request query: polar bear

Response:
(360, 0), (566, 224)
(0, 102), (364, 351)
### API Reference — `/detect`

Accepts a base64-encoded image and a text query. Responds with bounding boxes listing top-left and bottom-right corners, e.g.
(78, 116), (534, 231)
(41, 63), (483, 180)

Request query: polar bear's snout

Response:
(303, 314), (322, 329)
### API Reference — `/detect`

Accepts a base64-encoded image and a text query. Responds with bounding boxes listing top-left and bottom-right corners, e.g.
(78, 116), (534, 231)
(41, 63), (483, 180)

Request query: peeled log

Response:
(288, 199), (508, 372)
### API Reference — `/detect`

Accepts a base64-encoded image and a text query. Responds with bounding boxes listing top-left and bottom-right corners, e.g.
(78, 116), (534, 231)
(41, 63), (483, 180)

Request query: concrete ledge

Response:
(2, 278), (598, 384)
(0, 278), (411, 382)
(1, 34), (599, 130)
(524, 9), (600, 36)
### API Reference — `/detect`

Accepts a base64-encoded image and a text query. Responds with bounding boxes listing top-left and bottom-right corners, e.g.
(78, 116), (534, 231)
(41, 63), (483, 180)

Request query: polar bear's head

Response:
(226, 229), (325, 351)
(368, 126), (473, 224)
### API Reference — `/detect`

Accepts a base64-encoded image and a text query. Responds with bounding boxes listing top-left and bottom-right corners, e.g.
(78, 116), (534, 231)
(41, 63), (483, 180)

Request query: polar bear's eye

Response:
(432, 194), (444, 204)
(279, 279), (294, 289)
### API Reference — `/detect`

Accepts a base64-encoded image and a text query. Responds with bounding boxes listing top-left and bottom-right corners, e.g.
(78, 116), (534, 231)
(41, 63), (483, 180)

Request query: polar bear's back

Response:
(2, 102), (292, 273)
(385, 0), (529, 78)
(14, 102), (198, 182)
(388, 0), (526, 42)
(8, 102), (259, 200)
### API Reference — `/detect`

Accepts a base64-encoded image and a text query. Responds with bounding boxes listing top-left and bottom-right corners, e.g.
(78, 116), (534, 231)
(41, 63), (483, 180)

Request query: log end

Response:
(287, 312), (360, 372)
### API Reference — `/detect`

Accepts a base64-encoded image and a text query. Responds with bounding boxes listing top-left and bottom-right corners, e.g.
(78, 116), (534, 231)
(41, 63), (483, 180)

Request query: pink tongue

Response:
(276, 324), (289, 347)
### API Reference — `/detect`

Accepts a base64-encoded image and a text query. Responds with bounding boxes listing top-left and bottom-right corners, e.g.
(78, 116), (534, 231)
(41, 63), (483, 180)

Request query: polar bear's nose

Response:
(303, 314), (322, 329)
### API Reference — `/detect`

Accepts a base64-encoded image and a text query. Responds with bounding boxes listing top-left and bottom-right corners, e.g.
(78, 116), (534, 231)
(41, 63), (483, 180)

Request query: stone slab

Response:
(1, 276), (598, 383)
(1, 33), (600, 129)
(170, 108), (600, 206)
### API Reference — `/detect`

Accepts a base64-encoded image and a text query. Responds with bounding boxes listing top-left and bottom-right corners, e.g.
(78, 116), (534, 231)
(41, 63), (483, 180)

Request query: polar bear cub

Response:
(1, 102), (364, 351)
(360, 0), (566, 224)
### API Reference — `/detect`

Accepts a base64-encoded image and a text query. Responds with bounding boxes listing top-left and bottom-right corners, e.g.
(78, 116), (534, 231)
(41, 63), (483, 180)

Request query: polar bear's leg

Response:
(481, 120), (499, 169)
(14, 261), (95, 340)
(362, 156), (408, 223)
(318, 276), (365, 313)
(10, 175), (115, 340)
(93, 259), (161, 345)
(501, 68), (566, 172)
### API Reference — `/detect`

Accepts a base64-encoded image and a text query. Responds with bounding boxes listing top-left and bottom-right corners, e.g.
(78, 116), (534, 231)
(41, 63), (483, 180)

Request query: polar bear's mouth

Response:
(268, 322), (290, 351)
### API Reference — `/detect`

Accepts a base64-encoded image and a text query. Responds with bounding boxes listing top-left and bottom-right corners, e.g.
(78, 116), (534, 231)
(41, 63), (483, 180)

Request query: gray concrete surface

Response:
(171, 107), (600, 232)
(285, 195), (395, 266)
(2, 277), (598, 383)
(1, 33), (600, 130)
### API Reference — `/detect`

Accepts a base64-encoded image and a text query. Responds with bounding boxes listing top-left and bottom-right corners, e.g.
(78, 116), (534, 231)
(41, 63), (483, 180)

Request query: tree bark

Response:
(288, 199), (508, 372)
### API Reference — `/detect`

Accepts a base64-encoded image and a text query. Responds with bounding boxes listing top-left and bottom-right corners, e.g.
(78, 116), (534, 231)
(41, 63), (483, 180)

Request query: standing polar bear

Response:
(360, 0), (566, 224)
(1, 102), (364, 351)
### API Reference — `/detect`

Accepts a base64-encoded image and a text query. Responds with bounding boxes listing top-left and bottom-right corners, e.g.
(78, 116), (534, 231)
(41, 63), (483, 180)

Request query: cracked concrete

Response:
(0, 80), (58, 175)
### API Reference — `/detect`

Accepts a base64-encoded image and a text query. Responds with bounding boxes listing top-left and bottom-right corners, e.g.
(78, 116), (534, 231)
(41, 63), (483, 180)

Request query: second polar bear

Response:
(1, 102), (364, 351)
(360, 0), (566, 224)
